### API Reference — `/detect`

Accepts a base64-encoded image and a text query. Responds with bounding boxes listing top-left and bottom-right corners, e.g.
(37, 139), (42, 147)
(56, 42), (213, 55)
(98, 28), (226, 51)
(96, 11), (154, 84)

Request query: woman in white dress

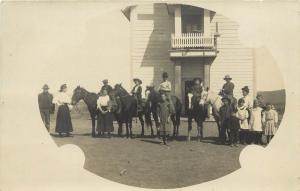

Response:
(53, 84), (73, 137)
(97, 89), (113, 137)
(249, 100), (263, 144)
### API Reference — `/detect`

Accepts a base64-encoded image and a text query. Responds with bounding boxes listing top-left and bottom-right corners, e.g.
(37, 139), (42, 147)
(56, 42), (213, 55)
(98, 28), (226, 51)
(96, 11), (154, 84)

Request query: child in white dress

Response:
(236, 98), (249, 144)
(249, 100), (263, 145)
(263, 103), (278, 144)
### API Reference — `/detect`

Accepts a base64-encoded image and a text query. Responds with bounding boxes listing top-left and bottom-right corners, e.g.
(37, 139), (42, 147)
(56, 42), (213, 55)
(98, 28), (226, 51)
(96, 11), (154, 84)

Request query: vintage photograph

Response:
(34, 3), (286, 189)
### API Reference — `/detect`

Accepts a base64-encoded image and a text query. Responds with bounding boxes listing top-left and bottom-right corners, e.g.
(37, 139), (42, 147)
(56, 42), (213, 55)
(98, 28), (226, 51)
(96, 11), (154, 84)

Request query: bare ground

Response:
(50, 112), (245, 189)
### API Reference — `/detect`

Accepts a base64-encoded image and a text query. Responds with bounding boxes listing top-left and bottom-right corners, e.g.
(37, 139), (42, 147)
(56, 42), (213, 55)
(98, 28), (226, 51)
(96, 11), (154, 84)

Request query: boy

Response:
(38, 84), (53, 132)
(157, 93), (171, 145)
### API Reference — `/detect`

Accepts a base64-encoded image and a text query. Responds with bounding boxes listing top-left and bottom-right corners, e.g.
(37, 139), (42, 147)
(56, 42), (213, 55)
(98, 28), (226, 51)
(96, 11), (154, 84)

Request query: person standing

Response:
(100, 79), (113, 95)
(219, 96), (233, 144)
(38, 84), (53, 132)
(262, 103), (278, 144)
(249, 100), (263, 145)
(236, 98), (249, 144)
(157, 93), (171, 145)
(53, 84), (73, 137)
(222, 75), (235, 102)
(97, 89), (114, 137)
(158, 72), (175, 114)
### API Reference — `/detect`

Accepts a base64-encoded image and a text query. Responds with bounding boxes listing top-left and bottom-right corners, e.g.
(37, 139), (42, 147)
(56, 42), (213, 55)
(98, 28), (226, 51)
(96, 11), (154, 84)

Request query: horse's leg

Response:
(129, 117), (133, 139)
(171, 114), (176, 137)
(176, 111), (180, 136)
(91, 114), (96, 137)
(118, 121), (123, 137)
(125, 119), (129, 138)
(139, 114), (145, 137)
(153, 112), (160, 138)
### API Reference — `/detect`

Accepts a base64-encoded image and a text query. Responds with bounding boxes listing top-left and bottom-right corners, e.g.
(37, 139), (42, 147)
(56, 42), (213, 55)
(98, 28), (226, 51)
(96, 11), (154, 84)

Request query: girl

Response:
(97, 89), (114, 137)
(249, 100), (263, 145)
(262, 103), (278, 144)
(157, 93), (171, 145)
(236, 98), (249, 144)
(53, 84), (73, 137)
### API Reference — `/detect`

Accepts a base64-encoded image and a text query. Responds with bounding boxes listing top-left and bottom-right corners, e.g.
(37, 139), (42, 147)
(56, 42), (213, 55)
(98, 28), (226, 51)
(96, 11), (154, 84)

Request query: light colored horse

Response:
(200, 90), (223, 138)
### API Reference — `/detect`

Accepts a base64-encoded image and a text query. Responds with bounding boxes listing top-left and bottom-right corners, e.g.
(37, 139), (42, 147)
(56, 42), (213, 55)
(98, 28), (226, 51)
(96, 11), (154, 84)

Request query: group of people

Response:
(219, 75), (279, 147)
(38, 72), (279, 145)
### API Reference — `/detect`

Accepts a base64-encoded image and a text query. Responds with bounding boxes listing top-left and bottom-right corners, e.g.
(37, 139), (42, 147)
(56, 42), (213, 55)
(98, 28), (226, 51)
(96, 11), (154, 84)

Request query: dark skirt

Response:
(97, 107), (114, 133)
(55, 104), (73, 133)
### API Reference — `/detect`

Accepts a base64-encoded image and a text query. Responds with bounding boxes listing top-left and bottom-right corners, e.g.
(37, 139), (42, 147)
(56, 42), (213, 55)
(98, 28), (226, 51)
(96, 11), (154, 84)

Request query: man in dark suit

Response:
(38, 84), (53, 132)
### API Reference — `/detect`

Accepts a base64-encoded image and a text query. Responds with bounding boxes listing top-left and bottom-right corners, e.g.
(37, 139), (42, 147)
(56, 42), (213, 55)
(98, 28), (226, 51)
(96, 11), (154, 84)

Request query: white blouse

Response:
(242, 95), (253, 109)
(97, 95), (110, 107)
(53, 92), (71, 106)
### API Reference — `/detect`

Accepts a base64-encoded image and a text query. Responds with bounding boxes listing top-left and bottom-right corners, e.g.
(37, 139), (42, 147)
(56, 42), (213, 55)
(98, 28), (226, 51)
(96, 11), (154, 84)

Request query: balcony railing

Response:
(171, 33), (215, 49)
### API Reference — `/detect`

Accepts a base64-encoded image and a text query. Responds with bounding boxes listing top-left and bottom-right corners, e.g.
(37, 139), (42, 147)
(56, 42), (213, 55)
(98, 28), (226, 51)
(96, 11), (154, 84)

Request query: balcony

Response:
(169, 32), (218, 58)
(171, 33), (215, 49)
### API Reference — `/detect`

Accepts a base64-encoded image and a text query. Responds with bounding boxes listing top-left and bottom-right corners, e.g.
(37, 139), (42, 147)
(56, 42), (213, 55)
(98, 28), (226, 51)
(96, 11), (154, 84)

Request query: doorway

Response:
(183, 79), (194, 115)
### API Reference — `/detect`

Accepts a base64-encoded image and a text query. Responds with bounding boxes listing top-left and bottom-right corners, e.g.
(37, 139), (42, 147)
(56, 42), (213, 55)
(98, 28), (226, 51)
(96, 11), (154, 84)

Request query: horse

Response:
(71, 86), (99, 137)
(145, 87), (182, 137)
(110, 84), (145, 138)
(144, 87), (160, 137)
(186, 92), (207, 141)
(199, 89), (237, 139)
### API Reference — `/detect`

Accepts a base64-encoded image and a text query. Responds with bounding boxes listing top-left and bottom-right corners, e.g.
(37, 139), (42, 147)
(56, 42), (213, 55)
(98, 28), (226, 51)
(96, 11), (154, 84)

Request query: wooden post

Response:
(203, 9), (210, 37)
(174, 61), (182, 99)
(174, 5), (182, 36)
(204, 63), (211, 89)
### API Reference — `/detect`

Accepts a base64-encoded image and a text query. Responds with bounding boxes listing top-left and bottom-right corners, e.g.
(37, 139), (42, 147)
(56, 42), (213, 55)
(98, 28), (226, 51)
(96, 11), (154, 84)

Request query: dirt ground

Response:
(50, 112), (245, 189)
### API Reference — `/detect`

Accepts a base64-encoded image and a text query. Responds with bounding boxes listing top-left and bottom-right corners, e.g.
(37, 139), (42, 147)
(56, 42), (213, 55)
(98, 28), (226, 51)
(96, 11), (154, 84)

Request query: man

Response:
(100, 79), (113, 94)
(222, 74), (235, 103)
(158, 72), (175, 114)
(38, 84), (53, 132)
(131, 78), (143, 113)
(191, 78), (203, 98)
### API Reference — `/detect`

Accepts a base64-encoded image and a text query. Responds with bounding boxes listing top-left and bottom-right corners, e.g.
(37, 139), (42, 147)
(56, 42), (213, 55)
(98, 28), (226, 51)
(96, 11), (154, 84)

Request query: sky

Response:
(0, 2), (285, 98)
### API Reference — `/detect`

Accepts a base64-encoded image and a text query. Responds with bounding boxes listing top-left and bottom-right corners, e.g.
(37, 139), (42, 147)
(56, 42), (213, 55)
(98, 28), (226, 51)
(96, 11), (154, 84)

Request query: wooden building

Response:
(122, 3), (256, 112)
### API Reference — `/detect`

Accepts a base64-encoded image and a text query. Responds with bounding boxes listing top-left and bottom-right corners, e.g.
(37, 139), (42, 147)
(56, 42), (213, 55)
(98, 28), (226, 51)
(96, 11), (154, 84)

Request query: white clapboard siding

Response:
(208, 13), (255, 99)
(130, 4), (174, 90)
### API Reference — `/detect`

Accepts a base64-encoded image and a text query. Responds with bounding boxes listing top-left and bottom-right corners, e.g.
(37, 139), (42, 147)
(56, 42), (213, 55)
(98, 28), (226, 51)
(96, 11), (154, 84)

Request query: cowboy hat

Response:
(133, 78), (142, 84)
(102, 79), (108, 83)
(224, 74), (232, 80)
(241, 86), (250, 93)
(42, 84), (49, 90)
(59, 84), (67, 92)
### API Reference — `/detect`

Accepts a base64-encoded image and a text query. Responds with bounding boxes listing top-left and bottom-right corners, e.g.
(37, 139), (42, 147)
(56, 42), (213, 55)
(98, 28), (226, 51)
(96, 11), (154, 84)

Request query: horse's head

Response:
(114, 83), (129, 97)
(71, 86), (86, 105)
(108, 89), (121, 113)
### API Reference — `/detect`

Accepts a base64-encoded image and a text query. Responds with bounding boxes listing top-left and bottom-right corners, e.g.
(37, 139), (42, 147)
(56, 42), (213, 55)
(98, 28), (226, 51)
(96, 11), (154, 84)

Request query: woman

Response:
(53, 84), (73, 137)
(97, 89), (114, 137)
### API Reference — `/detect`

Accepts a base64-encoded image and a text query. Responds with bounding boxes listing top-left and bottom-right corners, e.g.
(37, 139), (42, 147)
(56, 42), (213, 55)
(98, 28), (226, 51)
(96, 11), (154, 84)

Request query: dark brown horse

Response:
(145, 87), (182, 137)
(110, 84), (145, 138)
(71, 86), (99, 137)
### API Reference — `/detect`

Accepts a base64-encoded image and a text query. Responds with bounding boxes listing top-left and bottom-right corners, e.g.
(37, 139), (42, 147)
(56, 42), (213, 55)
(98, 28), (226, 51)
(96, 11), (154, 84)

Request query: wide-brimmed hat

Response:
(221, 96), (231, 102)
(242, 86), (249, 93)
(133, 78), (142, 84)
(59, 84), (67, 92)
(162, 72), (168, 78)
(42, 84), (49, 90)
(102, 79), (108, 83)
(224, 75), (232, 80)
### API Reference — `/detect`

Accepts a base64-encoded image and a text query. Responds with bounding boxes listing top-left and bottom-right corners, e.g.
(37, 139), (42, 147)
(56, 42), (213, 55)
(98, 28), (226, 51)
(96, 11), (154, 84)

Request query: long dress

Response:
(53, 92), (73, 134)
(97, 95), (114, 133)
(263, 110), (278, 135)
(250, 107), (263, 132)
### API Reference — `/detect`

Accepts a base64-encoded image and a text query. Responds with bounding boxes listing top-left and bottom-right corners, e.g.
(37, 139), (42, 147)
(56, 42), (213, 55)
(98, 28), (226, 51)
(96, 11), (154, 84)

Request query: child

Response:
(249, 100), (263, 145)
(219, 96), (233, 145)
(157, 93), (171, 145)
(236, 98), (249, 144)
(229, 108), (240, 147)
(262, 103), (278, 144)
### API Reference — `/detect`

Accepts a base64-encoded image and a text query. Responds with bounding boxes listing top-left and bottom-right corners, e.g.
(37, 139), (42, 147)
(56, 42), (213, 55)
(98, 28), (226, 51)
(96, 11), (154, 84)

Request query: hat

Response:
(133, 78), (142, 84)
(242, 86), (249, 93)
(224, 75), (232, 80)
(59, 84), (67, 92)
(162, 72), (168, 78)
(102, 79), (108, 83)
(42, 84), (49, 90)
(221, 96), (231, 102)
(193, 77), (202, 83)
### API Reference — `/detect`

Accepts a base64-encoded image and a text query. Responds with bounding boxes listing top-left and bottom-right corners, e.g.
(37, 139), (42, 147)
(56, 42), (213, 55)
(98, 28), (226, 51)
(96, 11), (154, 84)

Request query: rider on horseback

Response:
(131, 78), (143, 113)
(221, 75), (235, 103)
(158, 72), (175, 114)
